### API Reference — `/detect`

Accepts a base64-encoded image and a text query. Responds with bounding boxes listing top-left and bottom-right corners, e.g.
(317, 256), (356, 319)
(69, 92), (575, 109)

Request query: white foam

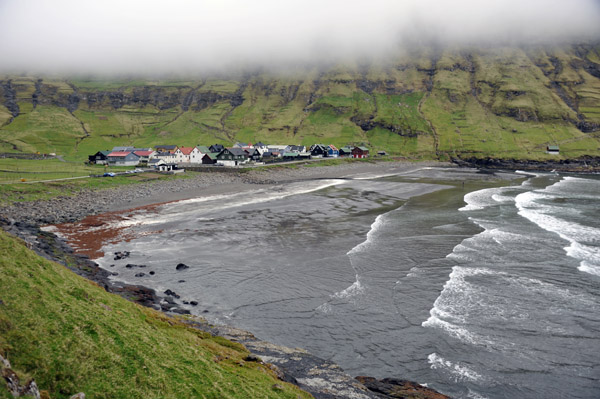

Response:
(332, 275), (365, 299)
(422, 266), (500, 346)
(515, 184), (600, 275)
(428, 353), (485, 382)
(459, 187), (513, 211)
(347, 214), (386, 255)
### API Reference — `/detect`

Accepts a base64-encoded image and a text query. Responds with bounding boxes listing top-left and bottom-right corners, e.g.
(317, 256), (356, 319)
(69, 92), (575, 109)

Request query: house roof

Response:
(112, 146), (134, 152)
(203, 153), (219, 160)
(108, 151), (138, 157)
(134, 150), (153, 156)
(154, 145), (178, 150)
(227, 147), (248, 157)
(328, 145), (339, 151)
(149, 158), (164, 164)
(179, 147), (196, 155)
(196, 146), (210, 153)
(354, 146), (369, 151)
(547, 145), (560, 151)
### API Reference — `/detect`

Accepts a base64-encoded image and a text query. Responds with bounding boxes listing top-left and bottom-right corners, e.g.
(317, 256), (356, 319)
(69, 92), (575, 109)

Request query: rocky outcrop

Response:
(356, 377), (450, 399)
(351, 116), (422, 137)
(1, 354), (41, 399)
(188, 321), (449, 399)
(0, 80), (20, 118)
(453, 155), (600, 172)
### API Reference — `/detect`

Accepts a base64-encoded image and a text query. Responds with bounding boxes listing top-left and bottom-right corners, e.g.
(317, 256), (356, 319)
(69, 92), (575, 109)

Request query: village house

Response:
(107, 151), (141, 166)
(216, 148), (249, 166)
(310, 144), (329, 157)
(209, 144), (225, 153)
(339, 146), (354, 157)
(547, 145), (560, 154)
(133, 150), (155, 165)
(88, 150), (110, 164)
(154, 151), (177, 163)
(201, 153), (218, 164)
(175, 146), (202, 163)
(196, 146), (211, 156)
(112, 146), (135, 152)
(327, 145), (340, 157)
(254, 142), (268, 151)
(352, 146), (370, 159)
(154, 145), (178, 153)
(148, 158), (166, 169)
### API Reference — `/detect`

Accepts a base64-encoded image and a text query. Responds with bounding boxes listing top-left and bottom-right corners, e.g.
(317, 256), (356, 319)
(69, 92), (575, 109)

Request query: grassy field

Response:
(0, 230), (311, 399)
(1, 43), (599, 162)
(0, 158), (193, 204)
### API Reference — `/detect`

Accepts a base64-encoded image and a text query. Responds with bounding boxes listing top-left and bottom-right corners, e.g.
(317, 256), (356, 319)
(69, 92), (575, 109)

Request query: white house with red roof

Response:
(174, 146), (202, 163)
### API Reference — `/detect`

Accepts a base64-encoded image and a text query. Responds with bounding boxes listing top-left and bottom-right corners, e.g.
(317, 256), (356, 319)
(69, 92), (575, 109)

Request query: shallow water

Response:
(70, 169), (600, 399)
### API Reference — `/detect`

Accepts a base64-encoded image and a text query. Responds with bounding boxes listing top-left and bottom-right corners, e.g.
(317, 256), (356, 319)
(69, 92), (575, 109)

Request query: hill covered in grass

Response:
(1, 43), (599, 162)
(0, 229), (311, 399)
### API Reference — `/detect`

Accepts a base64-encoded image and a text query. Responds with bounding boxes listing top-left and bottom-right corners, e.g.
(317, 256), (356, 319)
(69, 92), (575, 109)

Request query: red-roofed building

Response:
(175, 146), (201, 163)
(133, 150), (156, 165)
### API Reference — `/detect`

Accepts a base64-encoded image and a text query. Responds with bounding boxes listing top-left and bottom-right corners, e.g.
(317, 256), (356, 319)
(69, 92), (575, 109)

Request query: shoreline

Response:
(1, 160), (511, 399)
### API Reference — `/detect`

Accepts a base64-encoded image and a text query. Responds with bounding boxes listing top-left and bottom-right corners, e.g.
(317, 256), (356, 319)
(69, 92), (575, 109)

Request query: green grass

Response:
(2, 43), (600, 161)
(0, 231), (311, 399)
(0, 159), (194, 204)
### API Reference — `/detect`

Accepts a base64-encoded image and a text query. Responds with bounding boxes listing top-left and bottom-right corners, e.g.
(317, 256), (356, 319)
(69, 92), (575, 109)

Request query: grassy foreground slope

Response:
(0, 231), (310, 399)
(0, 43), (599, 162)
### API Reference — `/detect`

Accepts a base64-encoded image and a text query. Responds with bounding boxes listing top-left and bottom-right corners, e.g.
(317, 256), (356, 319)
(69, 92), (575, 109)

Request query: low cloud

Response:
(1, 0), (599, 76)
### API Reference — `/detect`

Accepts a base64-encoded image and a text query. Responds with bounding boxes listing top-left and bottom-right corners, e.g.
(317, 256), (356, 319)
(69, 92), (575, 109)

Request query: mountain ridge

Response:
(1, 43), (599, 161)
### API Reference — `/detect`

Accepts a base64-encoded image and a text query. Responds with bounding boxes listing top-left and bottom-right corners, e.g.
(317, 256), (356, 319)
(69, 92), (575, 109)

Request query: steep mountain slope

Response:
(1, 43), (599, 162)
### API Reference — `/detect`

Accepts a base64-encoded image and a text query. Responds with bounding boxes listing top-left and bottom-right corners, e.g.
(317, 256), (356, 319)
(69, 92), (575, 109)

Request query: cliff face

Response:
(1, 43), (599, 161)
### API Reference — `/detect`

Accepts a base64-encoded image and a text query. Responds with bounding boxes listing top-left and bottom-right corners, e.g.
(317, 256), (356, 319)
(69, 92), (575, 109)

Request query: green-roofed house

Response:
(201, 153), (219, 164)
(547, 145), (559, 154)
(339, 146), (354, 157)
(196, 145), (211, 155)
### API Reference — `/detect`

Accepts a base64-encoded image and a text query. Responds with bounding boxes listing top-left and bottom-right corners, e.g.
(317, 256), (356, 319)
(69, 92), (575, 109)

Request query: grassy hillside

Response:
(1, 43), (599, 162)
(0, 230), (310, 399)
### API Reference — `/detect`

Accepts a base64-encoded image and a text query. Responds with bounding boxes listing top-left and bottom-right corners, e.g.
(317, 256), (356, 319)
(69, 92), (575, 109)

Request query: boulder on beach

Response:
(176, 263), (189, 271)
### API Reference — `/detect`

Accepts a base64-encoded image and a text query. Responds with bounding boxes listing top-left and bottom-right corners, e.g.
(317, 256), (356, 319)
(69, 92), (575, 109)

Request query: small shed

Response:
(547, 145), (559, 154)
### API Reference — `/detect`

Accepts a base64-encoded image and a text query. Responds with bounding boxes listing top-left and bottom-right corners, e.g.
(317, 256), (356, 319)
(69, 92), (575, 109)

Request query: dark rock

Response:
(125, 264), (146, 269)
(164, 289), (180, 299)
(176, 263), (189, 270)
(356, 376), (451, 399)
(171, 308), (191, 315)
(113, 251), (130, 260)
(244, 354), (262, 362)
(190, 301), (198, 306)
(134, 273), (145, 277)
(149, 271), (155, 275)
(178, 280), (186, 283)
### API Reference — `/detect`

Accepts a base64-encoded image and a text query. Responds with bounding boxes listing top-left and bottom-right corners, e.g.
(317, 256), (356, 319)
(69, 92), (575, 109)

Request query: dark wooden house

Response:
(352, 146), (370, 159)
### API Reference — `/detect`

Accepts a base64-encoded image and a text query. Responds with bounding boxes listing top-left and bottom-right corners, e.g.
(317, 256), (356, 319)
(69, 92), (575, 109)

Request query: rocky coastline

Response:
(0, 161), (452, 399)
(453, 155), (600, 173)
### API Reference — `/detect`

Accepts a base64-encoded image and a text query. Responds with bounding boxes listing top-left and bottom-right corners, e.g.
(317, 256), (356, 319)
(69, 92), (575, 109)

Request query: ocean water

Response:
(88, 169), (600, 399)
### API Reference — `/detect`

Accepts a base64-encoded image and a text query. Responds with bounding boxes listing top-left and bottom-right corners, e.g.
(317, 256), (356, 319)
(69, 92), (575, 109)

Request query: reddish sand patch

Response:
(51, 202), (172, 260)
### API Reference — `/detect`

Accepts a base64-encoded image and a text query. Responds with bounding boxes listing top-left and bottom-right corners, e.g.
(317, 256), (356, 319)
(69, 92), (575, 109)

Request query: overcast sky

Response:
(1, 0), (599, 76)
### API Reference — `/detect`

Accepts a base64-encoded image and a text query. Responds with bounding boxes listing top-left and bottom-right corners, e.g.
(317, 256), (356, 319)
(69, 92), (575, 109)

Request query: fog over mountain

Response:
(1, 0), (599, 75)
